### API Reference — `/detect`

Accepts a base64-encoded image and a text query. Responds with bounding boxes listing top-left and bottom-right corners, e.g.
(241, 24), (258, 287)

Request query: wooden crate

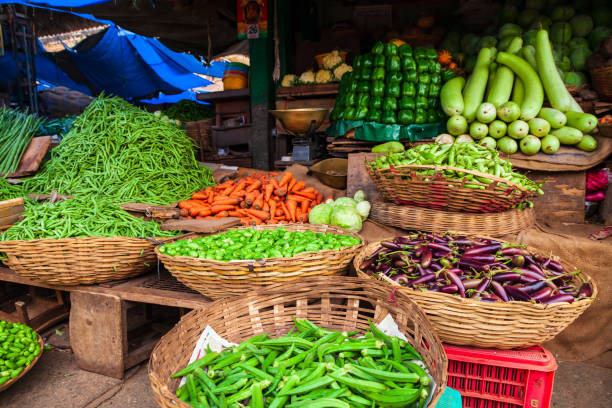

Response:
(522, 170), (585, 224)
(0, 198), (25, 230)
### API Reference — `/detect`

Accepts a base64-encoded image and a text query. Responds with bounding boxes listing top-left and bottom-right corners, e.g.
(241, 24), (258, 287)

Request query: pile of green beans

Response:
(368, 143), (543, 195)
(164, 100), (214, 122)
(173, 318), (431, 408)
(0, 179), (24, 202)
(22, 94), (215, 205)
(0, 107), (42, 175)
(1, 198), (178, 240)
(0, 320), (41, 386)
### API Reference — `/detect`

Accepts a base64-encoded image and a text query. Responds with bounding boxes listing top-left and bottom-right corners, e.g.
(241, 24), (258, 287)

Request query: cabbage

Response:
(325, 198), (334, 205)
(330, 206), (363, 232)
(356, 201), (371, 220)
(308, 204), (333, 225)
(353, 190), (366, 203)
(333, 197), (357, 209)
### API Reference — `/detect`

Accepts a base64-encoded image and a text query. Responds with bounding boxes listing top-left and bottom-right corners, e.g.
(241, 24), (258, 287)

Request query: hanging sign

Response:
(237, 0), (268, 39)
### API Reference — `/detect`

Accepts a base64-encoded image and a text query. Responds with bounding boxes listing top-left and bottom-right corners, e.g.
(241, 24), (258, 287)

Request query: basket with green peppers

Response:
(0, 321), (43, 391)
(367, 143), (542, 213)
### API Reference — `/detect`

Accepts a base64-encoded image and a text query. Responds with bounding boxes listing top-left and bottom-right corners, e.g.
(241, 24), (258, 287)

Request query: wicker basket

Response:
(0, 332), (43, 392)
(590, 66), (612, 102)
(148, 276), (448, 408)
(156, 224), (364, 300)
(599, 123), (612, 138)
(0, 236), (168, 285)
(354, 236), (598, 349)
(370, 200), (536, 237)
(368, 163), (533, 213)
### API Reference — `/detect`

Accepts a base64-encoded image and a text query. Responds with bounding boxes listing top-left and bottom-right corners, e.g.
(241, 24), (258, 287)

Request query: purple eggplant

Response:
(381, 241), (401, 251)
(475, 277), (491, 294)
(492, 272), (521, 282)
(420, 248), (432, 268)
(393, 260), (407, 268)
(462, 279), (482, 290)
(450, 238), (473, 246)
(460, 254), (496, 263)
(428, 242), (452, 253)
(491, 281), (509, 302)
(360, 259), (373, 270)
(441, 284), (459, 294)
(416, 265), (426, 276)
(547, 259), (564, 272)
(531, 287), (553, 302)
(528, 263), (545, 277)
(514, 268), (544, 282)
(427, 234), (447, 244)
(521, 280), (547, 294)
(524, 255), (536, 265)
(391, 274), (410, 286)
(382, 265), (392, 275)
(500, 247), (529, 256)
(415, 246), (425, 257)
(430, 263), (443, 272)
(577, 283), (592, 298)
(505, 285), (531, 301)
(511, 255), (525, 267)
(446, 269), (466, 298)
(411, 274), (437, 286)
(459, 258), (487, 271)
(541, 293), (574, 304)
(464, 243), (502, 256)
(542, 258), (551, 269)
(370, 247), (386, 258)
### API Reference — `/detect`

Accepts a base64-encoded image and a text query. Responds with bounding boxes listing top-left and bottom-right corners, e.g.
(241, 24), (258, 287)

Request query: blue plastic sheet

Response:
(0, 1), (110, 6)
(138, 90), (210, 105)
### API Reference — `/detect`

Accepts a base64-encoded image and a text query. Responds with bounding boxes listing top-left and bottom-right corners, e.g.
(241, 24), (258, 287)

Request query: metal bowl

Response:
(309, 158), (348, 190)
(269, 108), (329, 134)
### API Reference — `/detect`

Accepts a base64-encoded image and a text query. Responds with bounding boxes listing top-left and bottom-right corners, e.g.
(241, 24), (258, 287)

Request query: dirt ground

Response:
(0, 323), (609, 408)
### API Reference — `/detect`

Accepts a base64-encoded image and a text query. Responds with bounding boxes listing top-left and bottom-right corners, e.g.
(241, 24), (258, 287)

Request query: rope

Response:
(272, 0), (280, 82)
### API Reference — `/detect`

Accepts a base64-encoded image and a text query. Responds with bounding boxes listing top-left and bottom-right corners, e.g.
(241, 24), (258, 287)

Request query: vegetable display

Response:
(22, 95), (215, 205)
(359, 232), (594, 304)
(281, 50), (352, 86)
(0, 320), (41, 386)
(162, 100), (213, 123)
(309, 191), (371, 233)
(37, 115), (77, 136)
(171, 318), (431, 408)
(1, 198), (177, 241)
(440, 29), (598, 156)
(0, 107), (42, 176)
(330, 41), (452, 125)
(367, 143), (543, 196)
(158, 227), (360, 261)
(180, 172), (324, 226)
(0, 179), (23, 202)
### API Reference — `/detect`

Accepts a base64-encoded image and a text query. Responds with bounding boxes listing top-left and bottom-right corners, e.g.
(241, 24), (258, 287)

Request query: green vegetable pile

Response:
(164, 100), (213, 123)
(22, 94), (215, 205)
(172, 318), (431, 408)
(37, 115), (77, 136)
(0, 107), (43, 175)
(1, 198), (177, 241)
(159, 227), (361, 261)
(0, 320), (41, 386)
(368, 143), (543, 194)
(0, 179), (23, 202)
(309, 191), (371, 233)
(330, 42), (453, 125)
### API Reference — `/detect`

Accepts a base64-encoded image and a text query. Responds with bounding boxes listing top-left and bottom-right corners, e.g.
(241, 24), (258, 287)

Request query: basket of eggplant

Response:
(354, 231), (597, 349)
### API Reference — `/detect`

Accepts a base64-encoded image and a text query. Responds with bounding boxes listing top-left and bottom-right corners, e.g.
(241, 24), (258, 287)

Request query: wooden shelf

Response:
(277, 83), (339, 98)
(197, 88), (250, 102)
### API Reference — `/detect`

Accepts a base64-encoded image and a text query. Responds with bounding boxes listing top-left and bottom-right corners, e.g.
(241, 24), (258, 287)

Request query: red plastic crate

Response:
(443, 344), (557, 408)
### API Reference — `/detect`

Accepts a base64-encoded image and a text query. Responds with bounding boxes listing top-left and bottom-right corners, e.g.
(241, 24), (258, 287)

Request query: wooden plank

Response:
(5, 136), (52, 178)
(161, 217), (241, 233)
(526, 170), (586, 223)
(70, 291), (125, 378)
(197, 88), (250, 102)
(346, 153), (381, 201)
(0, 197), (24, 210)
(276, 83), (339, 98)
(124, 337), (159, 370)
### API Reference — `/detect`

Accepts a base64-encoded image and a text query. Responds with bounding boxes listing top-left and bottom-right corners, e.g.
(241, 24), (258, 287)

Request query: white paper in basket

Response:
(182, 314), (437, 405)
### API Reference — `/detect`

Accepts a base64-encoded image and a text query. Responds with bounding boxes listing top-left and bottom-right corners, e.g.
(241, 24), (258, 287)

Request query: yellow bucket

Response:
(223, 74), (248, 90)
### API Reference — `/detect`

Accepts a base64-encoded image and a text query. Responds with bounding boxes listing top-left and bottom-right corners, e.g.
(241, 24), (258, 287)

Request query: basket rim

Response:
(0, 331), (44, 392)
(0, 235), (173, 246)
(354, 235), (598, 310)
(367, 161), (532, 195)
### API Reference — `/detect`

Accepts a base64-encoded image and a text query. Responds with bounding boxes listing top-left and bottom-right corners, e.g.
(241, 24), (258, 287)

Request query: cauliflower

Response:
(322, 50), (343, 70)
(281, 74), (296, 87)
(333, 63), (353, 81)
(315, 69), (333, 84)
(298, 71), (315, 84)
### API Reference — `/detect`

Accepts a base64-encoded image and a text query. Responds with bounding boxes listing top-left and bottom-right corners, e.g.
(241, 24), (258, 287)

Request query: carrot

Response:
(212, 198), (240, 206)
(286, 200), (297, 223)
(276, 208), (284, 217)
(253, 193), (264, 210)
(315, 192), (323, 204)
(279, 172), (293, 187)
(245, 209), (270, 220)
(298, 212), (309, 223)
(211, 204), (236, 214)
(180, 208), (189, 217)
(245, 191), (258, 206)
(191, 191), (208, 200)
(269, 200), (277, 220)
(288, 178), (297, 192)
(293, 191), (316, 200)
(222, 185), (236, 196)
(274, 188), (287, 197)
(270, 178), (280, 189)
(216, 211), (228, 217)
(264, 183), (274, 202)
(246, 179), (262, 193)
(234, 180), (247, 191)
(193, 208), (212, 217)
(292, 181), (306, 192)
(300, 199), (308, 213)
(286, 194), (311, 203)
(178, 200), (190, 209)
(263, 201), (270, 212)
(208, 191), (215, 204)
(204, 216), (217, 220)
(229, 211), (242, 217)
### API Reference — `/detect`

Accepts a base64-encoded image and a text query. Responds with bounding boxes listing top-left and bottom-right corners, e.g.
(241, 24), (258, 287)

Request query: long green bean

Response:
(0, 179), (24, 202)
(0, 107), (42, 175)
(22, 94), (215, 205)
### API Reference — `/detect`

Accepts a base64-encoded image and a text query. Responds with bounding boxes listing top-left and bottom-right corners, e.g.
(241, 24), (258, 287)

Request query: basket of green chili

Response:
(0, 321), (43, 392)
(367, 143), (542, 213)
(148, 276), (448, 408)
(0, 198), (179, 285)
(155, 224), (364, 300)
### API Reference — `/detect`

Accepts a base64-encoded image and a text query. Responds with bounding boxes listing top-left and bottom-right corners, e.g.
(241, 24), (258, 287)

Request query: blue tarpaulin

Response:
(0, 1), (111, 6)
(138, 90), (209, 105)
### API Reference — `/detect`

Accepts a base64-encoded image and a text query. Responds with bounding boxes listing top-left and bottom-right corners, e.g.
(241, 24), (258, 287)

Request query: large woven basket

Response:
(0, 236), (168, 285)
(590, 66), (612, 102)
(370, 200), (536, 237)
(148, 277), (448, 408)
(0, 331), (43, 392)
(354, 236), (598, 349)
(367, 163), (533, 213)
(156, 223), (364, 300)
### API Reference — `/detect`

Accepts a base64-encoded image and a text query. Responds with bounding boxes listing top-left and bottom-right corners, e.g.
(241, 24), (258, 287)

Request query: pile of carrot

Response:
(178, 172), (327, 225)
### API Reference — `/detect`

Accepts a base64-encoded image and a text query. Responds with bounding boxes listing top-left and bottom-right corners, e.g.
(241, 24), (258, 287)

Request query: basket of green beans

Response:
(367, 143), (543, 213)
(0, 198), (179, 285)
(0, 320), (43, 392)
(148, 276), (448, 408)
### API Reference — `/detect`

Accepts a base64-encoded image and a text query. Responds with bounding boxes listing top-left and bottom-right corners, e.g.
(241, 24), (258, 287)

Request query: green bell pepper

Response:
(416, 96), (428, 110)
(371, 80), (385, 97)
(345, 91), (357, 106)
(344, 107), (356, 121)
(401, 82), (416, 97)
(373, 54), (385, 68)
(381, 110), (397, 124)
(425, 48), (438, 60)
(419, 73), (431, 84)
(357, 93), (370, 107)
(428, 83), (441, 98)
(355, 106), (369, 121)
(383, 97), (398, 112)
(431, 60), (441, 74)
(348, 80), (358, 92)
(366, 109), (382, 123)
(385, 82), (400, 98)
(428, 97), (439, 109)
(372, 41), (385, 55)
(401, 57), (416, 72)
(404, 70), (418, 83)
(330, 107), (340, 121)
(372, 67), (385, 81)
(386, 56), (401, 72)
(335, 93), (346, 108)
(333, 107), (345, 121)
(384, 43), (398, 57)
(387, 71), (403, 84)
(399, 96), (415, 110)
(369, 96), (383, 110)
(415, 108), (427, 124)
(398, 109), (415, 125)
(357, 80), (370, 93)
(353, 55), (363, 70)
(414, 47), (426, 59)
(339, 72), (353, 93)
(416, 59), (429, 73)
(362, 53), (373, 69)
(442, 69), (455, 82)
(398, 44), (413, 59)
(417, 83), (428, 97)
(360, 68), (372, 81)
(430, 73), (441, 86)
(426, 108), (438, 123)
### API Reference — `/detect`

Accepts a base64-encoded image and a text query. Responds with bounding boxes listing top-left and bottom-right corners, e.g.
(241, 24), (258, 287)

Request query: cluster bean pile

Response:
(0, 320), (41, 386)
(368, 142), (543, 195)
(360, 232), (593, 304)
(0, 179), (23, 202)
(1, 198), (178, 241)
(0, 107), (42, 175)
(159, 227), (361, 261)
(172, 318), (431, 408)
(22, 94), (215, 205)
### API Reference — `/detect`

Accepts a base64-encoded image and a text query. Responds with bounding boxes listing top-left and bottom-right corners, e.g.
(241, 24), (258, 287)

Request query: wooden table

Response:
(0, 267), (210, 379)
